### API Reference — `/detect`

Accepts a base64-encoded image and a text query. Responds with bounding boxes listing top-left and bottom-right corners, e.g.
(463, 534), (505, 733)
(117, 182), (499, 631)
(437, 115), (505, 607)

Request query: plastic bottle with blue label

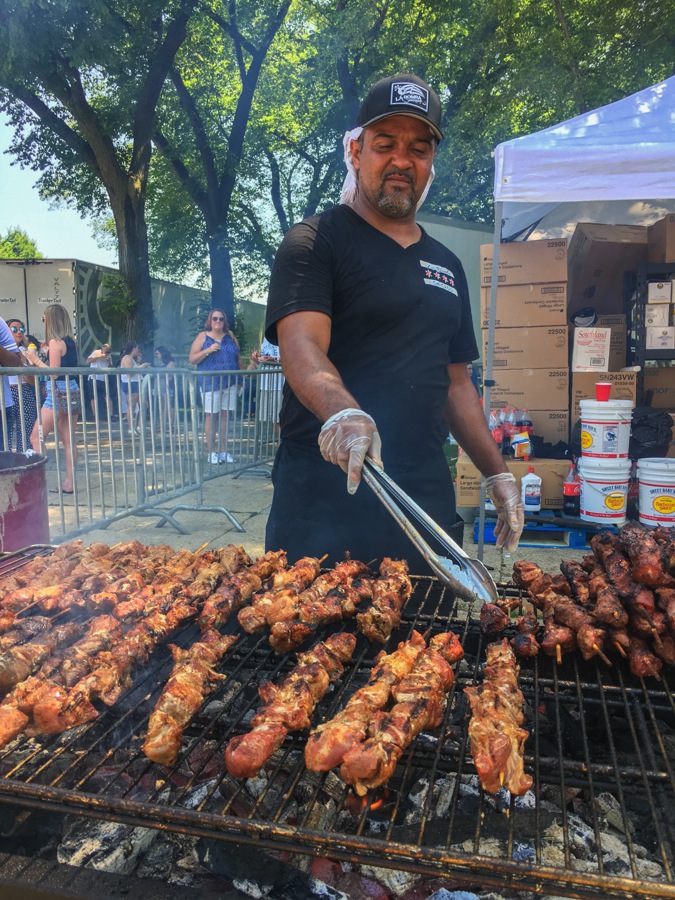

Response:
(521, 466), (542, 514)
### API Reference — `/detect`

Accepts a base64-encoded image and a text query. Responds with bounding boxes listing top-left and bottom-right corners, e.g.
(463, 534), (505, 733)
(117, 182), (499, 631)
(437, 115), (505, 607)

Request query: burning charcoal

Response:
(302, 798), (337, 832)
(57, 817), (158, 874)
(433, 776), (458, 819)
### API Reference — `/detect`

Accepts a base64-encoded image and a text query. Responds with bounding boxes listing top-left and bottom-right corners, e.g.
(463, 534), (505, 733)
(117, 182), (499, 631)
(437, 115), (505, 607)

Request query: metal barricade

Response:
(2, 363), (283, 543)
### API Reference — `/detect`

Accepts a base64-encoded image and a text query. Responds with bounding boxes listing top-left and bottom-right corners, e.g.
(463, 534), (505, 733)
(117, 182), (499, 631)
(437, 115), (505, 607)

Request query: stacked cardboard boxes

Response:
(480, 239), (570, 444)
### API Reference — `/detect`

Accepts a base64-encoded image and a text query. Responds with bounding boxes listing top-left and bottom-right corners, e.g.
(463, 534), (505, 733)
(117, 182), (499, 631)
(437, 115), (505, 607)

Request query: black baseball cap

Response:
(356, 74), (443, 141)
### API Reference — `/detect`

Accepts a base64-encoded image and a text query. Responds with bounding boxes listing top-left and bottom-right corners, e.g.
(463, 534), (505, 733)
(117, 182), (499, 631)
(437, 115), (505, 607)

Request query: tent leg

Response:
(476, 201), (503, 563)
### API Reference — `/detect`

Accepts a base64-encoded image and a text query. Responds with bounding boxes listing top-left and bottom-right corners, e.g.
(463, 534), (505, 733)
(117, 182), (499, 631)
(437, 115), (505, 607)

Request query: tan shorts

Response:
(201, 384), (238, 413)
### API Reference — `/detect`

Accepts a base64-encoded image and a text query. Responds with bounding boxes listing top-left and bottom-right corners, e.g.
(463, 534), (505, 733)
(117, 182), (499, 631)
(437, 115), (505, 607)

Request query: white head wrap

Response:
(339, 125), (435, 209)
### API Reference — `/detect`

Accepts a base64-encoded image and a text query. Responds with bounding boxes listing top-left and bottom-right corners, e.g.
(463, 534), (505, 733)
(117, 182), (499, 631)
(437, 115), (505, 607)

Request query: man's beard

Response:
(375, 186), (416, 218)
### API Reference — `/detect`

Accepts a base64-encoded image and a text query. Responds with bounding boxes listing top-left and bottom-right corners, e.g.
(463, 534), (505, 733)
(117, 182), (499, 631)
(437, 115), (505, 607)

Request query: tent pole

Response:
(476, 200), (503, 563)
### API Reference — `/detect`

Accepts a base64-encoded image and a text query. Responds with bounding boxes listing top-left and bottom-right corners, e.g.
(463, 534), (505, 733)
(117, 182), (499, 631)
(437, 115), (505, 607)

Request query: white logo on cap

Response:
(390, 82), (429, 113)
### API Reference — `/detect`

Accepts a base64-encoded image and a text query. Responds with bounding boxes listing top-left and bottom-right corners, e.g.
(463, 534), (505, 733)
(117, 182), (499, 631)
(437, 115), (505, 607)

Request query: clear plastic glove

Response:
(485, 472), (524, 552)
(318, 408), (383, 495)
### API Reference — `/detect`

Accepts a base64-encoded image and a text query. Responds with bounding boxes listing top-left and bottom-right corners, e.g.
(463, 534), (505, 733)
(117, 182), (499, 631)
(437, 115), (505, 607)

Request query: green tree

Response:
(0, 0), (198, 343)
(0, 226), (42, 258)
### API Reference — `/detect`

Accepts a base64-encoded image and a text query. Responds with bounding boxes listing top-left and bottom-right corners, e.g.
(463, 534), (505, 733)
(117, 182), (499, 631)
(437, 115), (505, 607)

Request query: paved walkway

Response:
(70, 468), (587, 577)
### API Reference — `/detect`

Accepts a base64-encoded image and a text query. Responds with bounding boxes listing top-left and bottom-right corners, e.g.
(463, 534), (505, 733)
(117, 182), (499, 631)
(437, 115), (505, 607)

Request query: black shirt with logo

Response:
(265, 204), (478, 466)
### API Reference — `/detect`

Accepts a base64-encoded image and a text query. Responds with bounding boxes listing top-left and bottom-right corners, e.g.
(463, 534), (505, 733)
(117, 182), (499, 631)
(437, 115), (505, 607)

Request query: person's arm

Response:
(277, 311), (357, 421)
(25, 338), (63, 369)
(0, 343), (21, 367)
(188, 332), (217, 365)
(444, 363), (506, 477)
(277, 311), (382, 493)
(445, 362), (523, 551)
(86, 349), (104, 362)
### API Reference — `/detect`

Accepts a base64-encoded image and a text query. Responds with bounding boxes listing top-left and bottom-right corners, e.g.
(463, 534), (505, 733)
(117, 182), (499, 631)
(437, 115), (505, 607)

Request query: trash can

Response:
(0, 451), (50, 552)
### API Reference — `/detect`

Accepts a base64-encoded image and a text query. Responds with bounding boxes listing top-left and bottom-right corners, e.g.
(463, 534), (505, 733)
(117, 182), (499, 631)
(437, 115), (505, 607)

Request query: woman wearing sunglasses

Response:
(189, 308), (242, 465)
(6, 318), (38, 452)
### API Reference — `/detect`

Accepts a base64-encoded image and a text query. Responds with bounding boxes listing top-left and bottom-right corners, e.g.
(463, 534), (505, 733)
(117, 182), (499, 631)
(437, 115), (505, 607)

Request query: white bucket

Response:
(578, 458), (631, 525)
(579, 399), (633, 459)
(637, 457), (675, 527)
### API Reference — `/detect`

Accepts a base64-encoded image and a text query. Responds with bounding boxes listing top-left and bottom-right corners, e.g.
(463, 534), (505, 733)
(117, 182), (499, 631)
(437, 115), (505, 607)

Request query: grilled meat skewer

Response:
(357, 558), (412, 643)
(225, 633), (356, 779)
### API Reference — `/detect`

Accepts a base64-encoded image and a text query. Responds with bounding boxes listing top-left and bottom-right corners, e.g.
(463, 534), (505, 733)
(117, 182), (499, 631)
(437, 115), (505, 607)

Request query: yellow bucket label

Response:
(653, 495), (675, 514)
(604, 492), (626, 511)
(581, 431), (593, 450)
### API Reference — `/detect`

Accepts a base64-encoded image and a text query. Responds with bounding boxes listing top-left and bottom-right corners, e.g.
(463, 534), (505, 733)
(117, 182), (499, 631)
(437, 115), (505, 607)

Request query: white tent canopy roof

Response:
(493, 75), (675, 239)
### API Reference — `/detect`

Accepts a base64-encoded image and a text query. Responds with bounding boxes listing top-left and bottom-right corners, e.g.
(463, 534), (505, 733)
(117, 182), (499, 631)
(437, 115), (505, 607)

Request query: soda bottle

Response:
(562, 462), (580, 517)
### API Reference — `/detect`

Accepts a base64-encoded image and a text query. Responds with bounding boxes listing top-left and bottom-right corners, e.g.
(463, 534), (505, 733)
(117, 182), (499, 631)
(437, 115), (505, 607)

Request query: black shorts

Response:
(265, 441), (460, 576)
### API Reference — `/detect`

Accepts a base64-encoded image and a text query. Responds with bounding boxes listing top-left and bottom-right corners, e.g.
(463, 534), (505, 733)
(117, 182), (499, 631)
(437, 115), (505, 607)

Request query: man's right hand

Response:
(318, 408), (382, 495)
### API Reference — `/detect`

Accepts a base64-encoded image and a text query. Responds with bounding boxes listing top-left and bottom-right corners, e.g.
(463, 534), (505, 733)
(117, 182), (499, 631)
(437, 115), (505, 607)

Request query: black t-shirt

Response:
(265, 204), (478, 466)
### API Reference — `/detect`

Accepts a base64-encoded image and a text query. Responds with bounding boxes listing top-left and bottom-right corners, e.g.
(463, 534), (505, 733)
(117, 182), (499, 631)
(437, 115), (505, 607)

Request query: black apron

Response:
(265, 441), (463, 576)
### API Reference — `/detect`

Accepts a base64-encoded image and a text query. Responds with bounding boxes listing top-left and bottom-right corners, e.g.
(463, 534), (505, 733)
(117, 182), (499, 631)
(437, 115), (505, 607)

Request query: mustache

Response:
(383, 169), (413, 184)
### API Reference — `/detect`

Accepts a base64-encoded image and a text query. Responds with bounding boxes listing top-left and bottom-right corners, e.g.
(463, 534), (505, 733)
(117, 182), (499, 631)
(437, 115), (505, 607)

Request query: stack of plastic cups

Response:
(577, 381), (633, 526)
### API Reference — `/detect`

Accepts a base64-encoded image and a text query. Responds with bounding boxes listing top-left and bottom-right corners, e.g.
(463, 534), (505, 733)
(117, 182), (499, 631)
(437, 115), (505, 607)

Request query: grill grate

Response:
(0, 551), (673, 899)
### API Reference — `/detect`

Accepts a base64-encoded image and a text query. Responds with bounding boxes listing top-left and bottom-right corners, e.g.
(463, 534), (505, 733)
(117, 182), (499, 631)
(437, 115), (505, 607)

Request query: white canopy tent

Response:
(478, 75), (675, 557)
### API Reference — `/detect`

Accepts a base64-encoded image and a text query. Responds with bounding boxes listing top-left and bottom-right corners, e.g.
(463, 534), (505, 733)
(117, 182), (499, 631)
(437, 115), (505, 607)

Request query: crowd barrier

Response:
(1, 364), (283, 543)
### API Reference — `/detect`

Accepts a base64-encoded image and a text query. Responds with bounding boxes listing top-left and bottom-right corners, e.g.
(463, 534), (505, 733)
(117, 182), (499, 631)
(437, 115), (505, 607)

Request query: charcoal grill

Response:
(0, 546), (673, 900)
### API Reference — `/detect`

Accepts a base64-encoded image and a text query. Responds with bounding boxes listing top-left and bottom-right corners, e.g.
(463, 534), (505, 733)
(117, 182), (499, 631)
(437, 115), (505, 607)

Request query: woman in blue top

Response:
(26, 304), (80, 494)
(189, 308), (242, 464)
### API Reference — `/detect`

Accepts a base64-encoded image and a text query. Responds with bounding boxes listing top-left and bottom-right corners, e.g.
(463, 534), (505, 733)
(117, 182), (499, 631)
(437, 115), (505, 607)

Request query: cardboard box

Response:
(455, 457), (570, 510)
(648, 214), (675, 264)
(571, 327), (612, 372)
(647, 281), (672, 303)
(489, 368), (569, 411)
(643, 367), (675, 408)
(646, 304), (670, 327)
(595, 314), (627, 371)
(646, 326), (675, 350)
(528, 409), (571, 445)
(480, 239), (568, 287)
(568, 223), (648, 317)
(482, 325), (568, 369)
(571, 371), (638, 421)
(479, 282), (567, 328)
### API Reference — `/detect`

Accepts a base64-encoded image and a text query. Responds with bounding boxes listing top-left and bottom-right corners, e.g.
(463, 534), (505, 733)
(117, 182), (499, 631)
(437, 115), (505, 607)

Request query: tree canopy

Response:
(0, 0), (673, 325)
(0, 226), (42, 258)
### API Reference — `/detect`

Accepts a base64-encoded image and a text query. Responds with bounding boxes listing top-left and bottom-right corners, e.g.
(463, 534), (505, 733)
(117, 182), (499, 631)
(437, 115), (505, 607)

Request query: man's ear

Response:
(349, 137), (362, 172)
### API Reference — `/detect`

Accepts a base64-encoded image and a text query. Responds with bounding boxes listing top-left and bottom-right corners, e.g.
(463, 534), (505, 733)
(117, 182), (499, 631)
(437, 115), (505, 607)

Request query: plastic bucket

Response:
(578, 458), (631, 525)
(637, 457), (675, 527)
(579, 399), (633, 459)
(0, 451), (50, 552)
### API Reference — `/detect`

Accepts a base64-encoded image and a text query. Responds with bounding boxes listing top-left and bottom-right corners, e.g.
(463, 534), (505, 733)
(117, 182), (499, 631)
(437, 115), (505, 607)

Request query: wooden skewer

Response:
(319, 554), (329, 565)
(592, 644), (612, 667)
(614, 643), (628, 658)
(499, 771), (505, 787)
(556, 644), (562, 665)
(196, 541), (210, 554)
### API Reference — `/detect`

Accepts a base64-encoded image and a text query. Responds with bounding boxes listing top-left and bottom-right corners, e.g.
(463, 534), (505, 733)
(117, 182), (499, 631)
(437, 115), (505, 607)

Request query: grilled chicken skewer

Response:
(340, 632), (464, 796)
(225, 632), (356, 779)
(305, 630), (427, 772)
(198, 550), (288, 630)
(465, 638), (533, 796)
(143, 629), (238, 766)
(357, 558), (412, 643)
(237, 556), (321, 633)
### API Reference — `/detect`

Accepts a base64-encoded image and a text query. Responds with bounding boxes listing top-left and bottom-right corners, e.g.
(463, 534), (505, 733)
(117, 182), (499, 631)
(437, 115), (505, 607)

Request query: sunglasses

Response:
(211, 316), (225, 322)
(10, 325), (26, 333)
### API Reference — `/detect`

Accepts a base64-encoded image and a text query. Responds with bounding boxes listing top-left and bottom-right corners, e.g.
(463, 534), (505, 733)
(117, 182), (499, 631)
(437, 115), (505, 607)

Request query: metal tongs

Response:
(361, 459), (498, 605)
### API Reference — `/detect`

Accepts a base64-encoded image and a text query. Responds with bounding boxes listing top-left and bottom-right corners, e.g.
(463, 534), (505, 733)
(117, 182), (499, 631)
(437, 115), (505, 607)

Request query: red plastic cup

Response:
(595, 382), (612, 401)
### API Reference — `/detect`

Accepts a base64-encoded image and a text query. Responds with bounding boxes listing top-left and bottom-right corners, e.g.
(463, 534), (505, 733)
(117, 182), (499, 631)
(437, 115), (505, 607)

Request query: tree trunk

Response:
(207, 231), (235, 325)
(111, 185), (154, 347)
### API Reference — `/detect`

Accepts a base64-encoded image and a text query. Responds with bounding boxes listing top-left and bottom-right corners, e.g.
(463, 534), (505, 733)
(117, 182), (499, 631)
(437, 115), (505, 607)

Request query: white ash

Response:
(308, 877), (350, 899)
(243, 773), (269, 798)
(595, 791), (635, 835)
(183, 776), (219, 809)
(57, 818), (158, 875)
(427, 891), (481, 900)
(233, 876), (273, 897)
(514, 789), (536, 809)
(457, 837), (505, 858)
(359, 863), (417, 896)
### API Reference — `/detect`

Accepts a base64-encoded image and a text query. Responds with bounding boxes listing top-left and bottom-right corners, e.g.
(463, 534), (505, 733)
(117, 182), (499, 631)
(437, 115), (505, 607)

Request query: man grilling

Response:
(264, 74), (523, 574)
